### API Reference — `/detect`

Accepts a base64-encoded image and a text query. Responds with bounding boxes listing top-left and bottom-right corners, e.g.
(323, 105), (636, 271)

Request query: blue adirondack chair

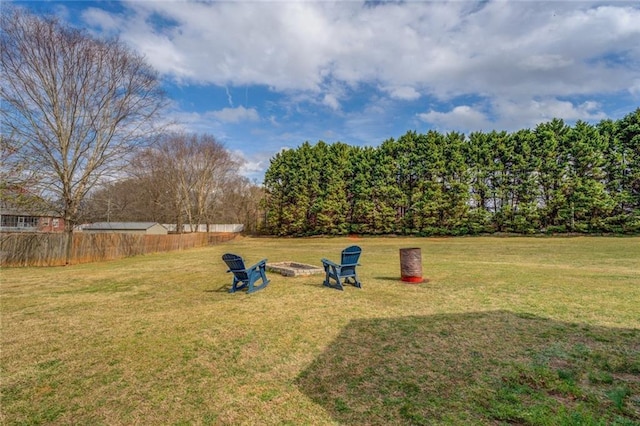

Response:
(222, 253), (270, 294)
(321, 245), (362, 290)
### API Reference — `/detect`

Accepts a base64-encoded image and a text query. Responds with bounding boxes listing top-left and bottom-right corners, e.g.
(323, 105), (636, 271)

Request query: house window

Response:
(5, 216), (38, 229)
(42, 218), (50, 226)
(21, 216), (39, 228)
(1, 215), (18, 228)
(52, 219), (59, 228)
(1, 215), (39, 230)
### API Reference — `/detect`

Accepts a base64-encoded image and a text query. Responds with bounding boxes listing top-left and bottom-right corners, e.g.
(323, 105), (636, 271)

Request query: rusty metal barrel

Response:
(400, 247), (423, 283)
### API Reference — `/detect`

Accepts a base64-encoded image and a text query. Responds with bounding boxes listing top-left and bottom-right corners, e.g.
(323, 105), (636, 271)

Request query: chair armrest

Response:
(321, 258), (340, 268)
(247, 259), (268, 271)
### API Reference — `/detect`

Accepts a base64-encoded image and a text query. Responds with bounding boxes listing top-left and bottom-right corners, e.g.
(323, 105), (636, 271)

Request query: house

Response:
(0, 208), (65, 233)
(0, 186), (65, 233)
(81, 222), (168, 235)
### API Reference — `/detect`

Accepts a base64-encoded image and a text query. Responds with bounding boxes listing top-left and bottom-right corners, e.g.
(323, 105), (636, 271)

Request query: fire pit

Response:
(267, 262), (323, 277)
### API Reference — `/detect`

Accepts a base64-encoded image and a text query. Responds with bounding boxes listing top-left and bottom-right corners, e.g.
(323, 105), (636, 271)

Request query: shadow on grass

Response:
(374, 276), (406, 282)
(296, 311), (640, 425)
(204, 285), (231, 293)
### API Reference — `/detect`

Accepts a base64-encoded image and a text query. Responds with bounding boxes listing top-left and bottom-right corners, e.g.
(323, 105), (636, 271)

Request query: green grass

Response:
(1, 236), (639, 425)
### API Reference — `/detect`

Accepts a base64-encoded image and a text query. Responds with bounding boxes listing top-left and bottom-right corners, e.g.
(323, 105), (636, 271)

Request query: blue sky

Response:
(12, 0), (640, 181)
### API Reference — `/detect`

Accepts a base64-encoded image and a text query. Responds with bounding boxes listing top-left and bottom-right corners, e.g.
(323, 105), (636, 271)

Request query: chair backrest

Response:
(222, 253), (248, 279)
(341, 245), (361, 266)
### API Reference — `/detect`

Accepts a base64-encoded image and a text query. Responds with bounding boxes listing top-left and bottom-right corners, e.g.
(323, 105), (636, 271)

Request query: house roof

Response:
(82, 222), (165, 231)
(0, 208), (61, 217)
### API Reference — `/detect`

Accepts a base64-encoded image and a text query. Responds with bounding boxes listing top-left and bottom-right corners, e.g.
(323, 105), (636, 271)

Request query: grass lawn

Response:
(1, 236), (639, 425)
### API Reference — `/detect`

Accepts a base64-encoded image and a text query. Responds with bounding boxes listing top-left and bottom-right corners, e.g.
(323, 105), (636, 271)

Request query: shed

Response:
(82, 222), (168, 235)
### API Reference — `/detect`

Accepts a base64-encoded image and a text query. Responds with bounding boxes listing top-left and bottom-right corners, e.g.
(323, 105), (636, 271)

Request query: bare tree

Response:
(214, 176), (265, 232)
(0, 7), (166, 260)
(85, 136), (266, 232)
(130, 133), (239, 232)
(81, 178), (154, 224)
(0, 133), (42, 211)
(189, 134), (240, 231)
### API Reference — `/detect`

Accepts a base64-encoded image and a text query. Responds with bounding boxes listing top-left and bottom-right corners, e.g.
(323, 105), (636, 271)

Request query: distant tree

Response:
(508, 129), (540, 233)
(263, 149), (291, 235)
(562, 121), (614, 232)
(486, 130), (514, 231)
(0, 134), (42, 211)
(348, 146), (377, 234)
(295, 142), (322, 235)
(413, 131), (448, 234)
(533, 118), (570, 231)
(1, 7), (166, 260)
(374, 138), (405, 233)
(466, 131), (494, 232)
(393, 131), (420, 233)
(440, 131), (471, 234)
(264, 143), (325, 235)
(81, 178), (154, 224)
(129, 133), (239, 232)
(614, 109), (640, 231)
(216, 176), (264, 233)
(315, 142), (352, 235)
(261, 109), (640, 236)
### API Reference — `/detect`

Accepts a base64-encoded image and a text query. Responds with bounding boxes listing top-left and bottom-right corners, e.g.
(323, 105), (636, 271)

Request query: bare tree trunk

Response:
(1, 7), (166, 230)
(64, 229), (74, 265)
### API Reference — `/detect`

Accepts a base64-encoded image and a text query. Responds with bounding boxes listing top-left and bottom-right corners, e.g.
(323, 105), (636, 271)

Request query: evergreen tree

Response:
(533, 118), (570, 231)
(563, 121), (613, 232)
(509, 129), (540, 233)
(374, 139), (405, 233)
(614, 109), (640, 231)
(262, 108), (639, 236)
(315, 142), (351, 235)
(412, 131), (449, 234)
(348, 146), (377, 233)
(466, 131), (494, 233)
(441, 131), (470, 234)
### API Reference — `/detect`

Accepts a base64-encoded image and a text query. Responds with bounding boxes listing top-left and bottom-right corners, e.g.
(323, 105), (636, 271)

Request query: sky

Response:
(11, 0), (640, 182)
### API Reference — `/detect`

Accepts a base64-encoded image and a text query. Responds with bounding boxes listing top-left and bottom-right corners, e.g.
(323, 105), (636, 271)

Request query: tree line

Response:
(82, 133), (263, 232)
(1, 6), (262, 243)
(263, 110), (640, 236)
(2, 6), (639, 243)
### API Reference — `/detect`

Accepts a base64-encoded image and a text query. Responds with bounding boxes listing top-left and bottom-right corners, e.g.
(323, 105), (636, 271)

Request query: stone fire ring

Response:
(267, 261), (323, 277)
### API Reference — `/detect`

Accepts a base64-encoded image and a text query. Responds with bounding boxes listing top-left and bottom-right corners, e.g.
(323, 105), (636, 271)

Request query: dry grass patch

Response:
(296, 311), (640, 425)
(1, 236), (639, 425)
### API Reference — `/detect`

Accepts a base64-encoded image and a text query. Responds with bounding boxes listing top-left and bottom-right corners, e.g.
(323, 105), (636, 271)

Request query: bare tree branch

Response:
(0, 7), (167, 233)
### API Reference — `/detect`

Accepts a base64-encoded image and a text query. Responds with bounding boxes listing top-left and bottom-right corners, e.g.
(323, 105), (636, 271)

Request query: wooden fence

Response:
(0, 232), (237, 267)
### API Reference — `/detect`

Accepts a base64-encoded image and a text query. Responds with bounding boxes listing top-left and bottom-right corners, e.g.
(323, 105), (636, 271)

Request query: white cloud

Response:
(386, 86), (421, 101)
(89, 1), (638, 103)
(113, 0), (335, 91)
(418, 106), (490, 133)
(231, 150), (266, 180)
(209, 106), (259, 124)
(630, 80), (640, 97)
(81, 7), (122, 33)
(518, 55), (574, 72)
(493, 99), (607, 129)
(68, 0), (640, 164)
(322, 94), (340, 111)
(419, 98), (608, 133)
